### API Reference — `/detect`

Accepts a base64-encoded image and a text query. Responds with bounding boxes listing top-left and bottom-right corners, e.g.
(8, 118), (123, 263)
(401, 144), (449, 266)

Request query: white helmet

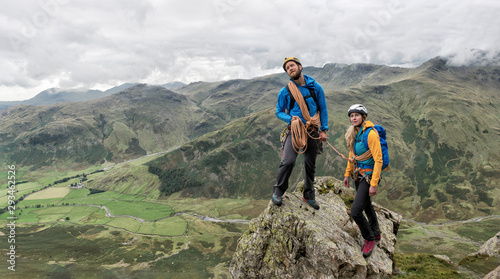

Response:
(347, 104), (368, 117)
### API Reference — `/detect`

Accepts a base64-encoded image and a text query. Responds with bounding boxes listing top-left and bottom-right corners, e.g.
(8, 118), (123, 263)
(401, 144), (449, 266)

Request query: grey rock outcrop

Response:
(230, 176), (402, 278)
(477, 231), (500, 257)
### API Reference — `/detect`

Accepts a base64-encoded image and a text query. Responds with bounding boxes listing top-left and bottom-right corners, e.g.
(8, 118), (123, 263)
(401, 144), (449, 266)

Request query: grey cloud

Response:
(1, 0), (499, 101)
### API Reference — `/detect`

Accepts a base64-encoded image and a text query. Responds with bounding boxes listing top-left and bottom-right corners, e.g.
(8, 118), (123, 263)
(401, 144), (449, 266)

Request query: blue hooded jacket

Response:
(275, 75), (329, 131)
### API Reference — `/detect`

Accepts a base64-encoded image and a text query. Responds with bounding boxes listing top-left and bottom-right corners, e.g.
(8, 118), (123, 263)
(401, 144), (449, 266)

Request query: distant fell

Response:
(24, 88), (106, 105)
(161, 81), (185, 90)
(0, 83), (138, 110)
(103, 83), (138, 95)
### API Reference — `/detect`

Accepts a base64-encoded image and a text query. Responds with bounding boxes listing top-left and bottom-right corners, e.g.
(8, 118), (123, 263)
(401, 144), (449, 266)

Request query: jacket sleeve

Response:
(275, 87), (292, 124)
(315, 83), (329, 131)
(367, 129), (383, 187)
(344, 150), (354, 177)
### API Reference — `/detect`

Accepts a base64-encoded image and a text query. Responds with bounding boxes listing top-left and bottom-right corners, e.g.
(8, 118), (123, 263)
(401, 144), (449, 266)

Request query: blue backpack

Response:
(362, 125), (390, 171)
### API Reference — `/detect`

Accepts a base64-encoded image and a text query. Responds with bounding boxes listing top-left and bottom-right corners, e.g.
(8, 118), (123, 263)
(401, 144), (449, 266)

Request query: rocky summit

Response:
(230, 176), (402, 279)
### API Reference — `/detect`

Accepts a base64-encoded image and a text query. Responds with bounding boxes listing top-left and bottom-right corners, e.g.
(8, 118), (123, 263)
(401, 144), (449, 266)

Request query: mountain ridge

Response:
(0, 81), (186, 110)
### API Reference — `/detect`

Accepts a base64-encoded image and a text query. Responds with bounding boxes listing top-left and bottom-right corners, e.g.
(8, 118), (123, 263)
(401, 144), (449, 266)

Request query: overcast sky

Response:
(1, 0), (499, 101)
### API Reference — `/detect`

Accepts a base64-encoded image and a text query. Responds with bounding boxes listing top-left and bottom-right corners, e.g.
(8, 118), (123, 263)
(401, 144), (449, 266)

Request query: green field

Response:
(24, 186), (71, 200)
(0, 181), (46, 207)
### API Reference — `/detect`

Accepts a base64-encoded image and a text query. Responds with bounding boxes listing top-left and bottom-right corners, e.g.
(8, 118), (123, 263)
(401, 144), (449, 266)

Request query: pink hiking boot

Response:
(362, 240), (376, 258)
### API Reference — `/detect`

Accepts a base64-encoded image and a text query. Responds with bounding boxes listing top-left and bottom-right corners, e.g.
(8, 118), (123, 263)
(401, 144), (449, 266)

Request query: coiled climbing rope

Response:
(287, 81), (321, 154)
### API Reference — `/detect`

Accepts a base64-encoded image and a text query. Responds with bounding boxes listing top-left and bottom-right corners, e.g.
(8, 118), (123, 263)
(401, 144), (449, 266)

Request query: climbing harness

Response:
(354, 167), (372, 183)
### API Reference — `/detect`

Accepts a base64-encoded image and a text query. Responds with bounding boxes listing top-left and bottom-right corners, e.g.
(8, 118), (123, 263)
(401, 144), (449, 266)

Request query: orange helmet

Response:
(282, 57), (302, 71)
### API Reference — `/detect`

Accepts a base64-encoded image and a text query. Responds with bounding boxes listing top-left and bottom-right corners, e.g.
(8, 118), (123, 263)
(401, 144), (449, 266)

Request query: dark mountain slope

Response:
(147, 108), (285, 199)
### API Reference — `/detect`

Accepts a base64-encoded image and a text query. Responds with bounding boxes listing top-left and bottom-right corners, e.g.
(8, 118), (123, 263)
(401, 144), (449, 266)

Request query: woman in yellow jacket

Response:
(343, 104), (382, 258)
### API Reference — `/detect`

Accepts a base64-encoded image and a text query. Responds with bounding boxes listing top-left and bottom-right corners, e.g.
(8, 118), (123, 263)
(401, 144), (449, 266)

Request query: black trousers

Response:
(351, 176), (381, 241)
(273, 131), (318, 200)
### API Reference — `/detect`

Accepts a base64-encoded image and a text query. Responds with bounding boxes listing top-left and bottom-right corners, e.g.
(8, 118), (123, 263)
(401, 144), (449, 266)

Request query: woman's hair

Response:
(345, 115), (367, 152)
(345, 125), (359, 153)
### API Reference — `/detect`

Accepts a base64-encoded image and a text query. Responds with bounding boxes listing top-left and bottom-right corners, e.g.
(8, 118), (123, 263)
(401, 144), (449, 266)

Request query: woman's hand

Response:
(343, 176), (350, 188)
(369, 186), (377, 196)
(319, 131), (327, 142)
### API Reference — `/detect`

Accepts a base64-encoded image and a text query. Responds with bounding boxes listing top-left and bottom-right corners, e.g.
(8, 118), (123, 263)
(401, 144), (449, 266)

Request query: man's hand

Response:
(369, 186), (377, 196)
(343, 176), (350, 188)
(291, 116), (301, 123)
(319, 131), (327, 142)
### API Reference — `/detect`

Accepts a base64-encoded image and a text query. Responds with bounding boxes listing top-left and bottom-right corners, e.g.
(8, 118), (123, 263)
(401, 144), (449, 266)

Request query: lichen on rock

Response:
(230, 176), (402, 278)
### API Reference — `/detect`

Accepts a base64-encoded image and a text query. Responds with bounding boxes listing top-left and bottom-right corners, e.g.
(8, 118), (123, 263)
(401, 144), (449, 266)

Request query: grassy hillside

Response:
(379, 59), (500, 221)
(147, 108), (285, 199)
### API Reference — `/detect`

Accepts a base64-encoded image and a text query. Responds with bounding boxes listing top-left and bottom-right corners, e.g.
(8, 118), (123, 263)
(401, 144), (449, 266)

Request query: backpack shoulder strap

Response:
(308, 87), (318, 105)
(362, 127), (374, 150)
(308, 87), (320, 112)
(285, 85), (319, 113)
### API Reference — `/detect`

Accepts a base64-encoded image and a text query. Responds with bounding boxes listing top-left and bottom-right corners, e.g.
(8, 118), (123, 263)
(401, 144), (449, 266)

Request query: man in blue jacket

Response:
(272, 57), (329, 210)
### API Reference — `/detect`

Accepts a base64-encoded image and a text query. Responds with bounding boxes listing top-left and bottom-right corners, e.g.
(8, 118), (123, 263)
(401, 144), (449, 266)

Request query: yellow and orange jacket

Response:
(344, 120), (383, 187)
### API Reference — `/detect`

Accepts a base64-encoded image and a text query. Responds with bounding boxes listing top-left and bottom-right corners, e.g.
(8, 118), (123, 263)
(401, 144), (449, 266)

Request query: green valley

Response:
(0, 158), (267, 278)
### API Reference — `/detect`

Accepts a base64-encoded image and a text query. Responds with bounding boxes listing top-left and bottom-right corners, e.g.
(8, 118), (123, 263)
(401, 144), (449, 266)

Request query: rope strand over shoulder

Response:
(287, 81), (321, 154)
(324, 141), (372, 164)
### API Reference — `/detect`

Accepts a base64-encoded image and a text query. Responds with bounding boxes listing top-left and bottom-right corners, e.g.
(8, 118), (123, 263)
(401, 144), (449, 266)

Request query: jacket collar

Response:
(291, 74), (315, 88)
(362, 120), (375, 131)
